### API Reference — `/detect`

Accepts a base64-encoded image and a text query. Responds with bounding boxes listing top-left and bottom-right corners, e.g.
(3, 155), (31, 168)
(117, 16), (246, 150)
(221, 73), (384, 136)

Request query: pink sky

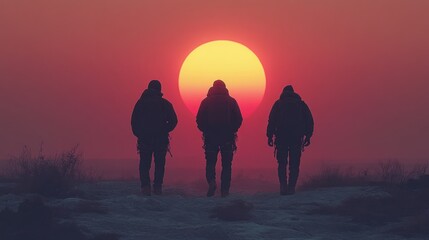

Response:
(0, 0), (428, 173)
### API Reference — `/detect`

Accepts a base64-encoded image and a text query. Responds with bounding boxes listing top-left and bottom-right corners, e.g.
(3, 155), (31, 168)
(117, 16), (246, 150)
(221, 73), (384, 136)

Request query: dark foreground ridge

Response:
(1, 181), (428, 240)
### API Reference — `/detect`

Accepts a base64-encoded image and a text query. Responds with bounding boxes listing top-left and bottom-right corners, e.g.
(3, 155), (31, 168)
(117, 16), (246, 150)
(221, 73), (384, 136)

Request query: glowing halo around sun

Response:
(179, 40), (266, 118)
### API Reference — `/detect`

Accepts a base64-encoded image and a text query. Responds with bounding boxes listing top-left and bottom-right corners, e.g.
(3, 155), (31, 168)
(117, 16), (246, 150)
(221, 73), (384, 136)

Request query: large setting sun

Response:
(179, 40), (266, 117)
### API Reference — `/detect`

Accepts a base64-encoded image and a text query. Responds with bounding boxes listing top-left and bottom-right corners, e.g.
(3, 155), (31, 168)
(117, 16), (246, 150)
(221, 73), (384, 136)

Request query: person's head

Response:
(213, 79), (226, 88)
(283, 85), (294, 93)
(148, 80), (161, 93)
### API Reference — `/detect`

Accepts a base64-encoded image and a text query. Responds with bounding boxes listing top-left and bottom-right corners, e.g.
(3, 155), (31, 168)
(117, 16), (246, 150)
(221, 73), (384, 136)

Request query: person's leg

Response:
(138, 141), (153, 195)
(276, 147), (289, 195)
(205, 143), (219, 197)
(220, 142), (234, 197)
(153, 149), (167, 195)
(288, 142), (302, 194)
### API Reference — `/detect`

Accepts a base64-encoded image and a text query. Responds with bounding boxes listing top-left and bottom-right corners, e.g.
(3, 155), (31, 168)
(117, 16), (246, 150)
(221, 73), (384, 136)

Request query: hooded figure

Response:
(267, 85), (314, 195)
(196, 80), (243, 197)
(131, 80), (178, 196)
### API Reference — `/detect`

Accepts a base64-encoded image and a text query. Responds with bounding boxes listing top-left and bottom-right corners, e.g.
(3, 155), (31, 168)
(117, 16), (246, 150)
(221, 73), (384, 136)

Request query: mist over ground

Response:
(71, 157), (428, 194)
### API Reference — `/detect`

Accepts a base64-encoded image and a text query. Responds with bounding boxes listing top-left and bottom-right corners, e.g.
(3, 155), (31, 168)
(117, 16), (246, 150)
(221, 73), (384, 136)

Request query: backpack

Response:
(206, 96), (233, 131)
(137, 98), (167, 138)
(277, 99), (305, 137)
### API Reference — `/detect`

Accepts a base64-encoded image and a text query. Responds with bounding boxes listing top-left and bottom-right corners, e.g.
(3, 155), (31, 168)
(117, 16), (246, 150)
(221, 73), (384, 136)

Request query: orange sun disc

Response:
(179, 40), (266, 118)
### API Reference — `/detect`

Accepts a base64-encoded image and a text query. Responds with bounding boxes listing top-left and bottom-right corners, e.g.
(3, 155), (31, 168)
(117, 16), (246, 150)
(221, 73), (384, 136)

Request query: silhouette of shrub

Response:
(9, 145), (83, 197)
(377, 160), (428, 185)
(301, 161), (428, 190)
(377, 160), (407, 184)
(300, 166), (371, 190)
(210, 199), (253, 221)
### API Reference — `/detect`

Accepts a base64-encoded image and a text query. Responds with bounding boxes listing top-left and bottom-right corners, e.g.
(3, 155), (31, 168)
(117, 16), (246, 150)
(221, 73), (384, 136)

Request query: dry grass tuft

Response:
(8, 145), (84, 197)
(301, 160), (428, 190)
(300, 166), (372, 190)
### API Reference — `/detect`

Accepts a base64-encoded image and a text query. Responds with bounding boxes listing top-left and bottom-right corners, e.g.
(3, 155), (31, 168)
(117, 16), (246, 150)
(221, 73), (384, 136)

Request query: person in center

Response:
(197, 80), (243, 197)
(131, 80), (178, 196)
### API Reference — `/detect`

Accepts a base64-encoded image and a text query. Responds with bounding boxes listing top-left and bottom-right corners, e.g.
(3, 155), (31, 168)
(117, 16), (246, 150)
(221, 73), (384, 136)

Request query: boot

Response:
(287, 185), (296, 195)
(207, 181), (217, 197)
(280, 182), (288, 195)
(141, 185), (151, 196)
(153, 185), (162, 195)
(221, 190), (229, 198)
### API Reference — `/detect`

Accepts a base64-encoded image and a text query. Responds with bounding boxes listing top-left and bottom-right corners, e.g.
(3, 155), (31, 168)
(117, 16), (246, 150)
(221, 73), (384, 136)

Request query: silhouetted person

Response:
(197, 80), (243, 197)
(267, 85), (314, 195)
(131, 80), (178, 196)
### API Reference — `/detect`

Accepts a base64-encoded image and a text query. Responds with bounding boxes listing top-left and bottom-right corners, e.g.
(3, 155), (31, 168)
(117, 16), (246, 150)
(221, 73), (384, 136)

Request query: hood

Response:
(280, 91), (301, 101)
(140, 88), (163, 99)
(207, 86), (229, 96)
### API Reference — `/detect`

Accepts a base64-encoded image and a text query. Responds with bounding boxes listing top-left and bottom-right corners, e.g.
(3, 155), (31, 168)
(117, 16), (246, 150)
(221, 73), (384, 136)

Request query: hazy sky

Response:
(1, 0), (428, 172)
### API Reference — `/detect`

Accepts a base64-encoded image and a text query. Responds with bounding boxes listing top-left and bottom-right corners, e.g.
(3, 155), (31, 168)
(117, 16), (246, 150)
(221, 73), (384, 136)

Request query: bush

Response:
(377, 160), (427, 185)
(301, 161), (428, 190)
(300, 166), (371, 190)
(9, 145), (83, 197)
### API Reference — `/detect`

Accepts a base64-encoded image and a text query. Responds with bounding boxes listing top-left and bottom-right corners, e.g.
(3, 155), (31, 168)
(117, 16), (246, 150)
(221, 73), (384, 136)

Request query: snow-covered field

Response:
(0, 182), (424, 240)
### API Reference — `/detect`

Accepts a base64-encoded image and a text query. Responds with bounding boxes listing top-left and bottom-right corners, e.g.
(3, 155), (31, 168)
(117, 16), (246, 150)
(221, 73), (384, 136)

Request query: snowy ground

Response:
(0, 182), (425, 240)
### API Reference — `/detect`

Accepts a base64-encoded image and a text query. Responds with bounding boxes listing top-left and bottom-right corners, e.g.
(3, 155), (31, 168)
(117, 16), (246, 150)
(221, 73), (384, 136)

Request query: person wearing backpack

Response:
(197, 80), (243, 197)
(267, 85), (314, 195)
(131, 80), (178, 196)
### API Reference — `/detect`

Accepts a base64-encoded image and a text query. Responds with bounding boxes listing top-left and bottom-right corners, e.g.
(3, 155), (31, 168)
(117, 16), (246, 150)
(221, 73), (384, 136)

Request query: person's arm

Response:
(231, 99), (243, 133)
(302, 102), (314, 138)
(131, 101), (141, 137)
(165, 101), (178, 133)
(196, 100), (207, 132)
(266, 102), (279, 139)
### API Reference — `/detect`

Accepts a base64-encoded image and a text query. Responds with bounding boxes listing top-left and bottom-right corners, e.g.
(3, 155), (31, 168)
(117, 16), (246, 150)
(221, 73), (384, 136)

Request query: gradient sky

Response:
(1, 0), (428, 173)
